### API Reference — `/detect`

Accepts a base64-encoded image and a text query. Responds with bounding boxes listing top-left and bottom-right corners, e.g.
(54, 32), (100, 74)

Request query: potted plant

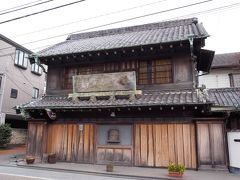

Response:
(106, 163), (114, 172)
(168, 163), (185, 178)
(48, 153), (56, 164)
(26, 156), (35, 164)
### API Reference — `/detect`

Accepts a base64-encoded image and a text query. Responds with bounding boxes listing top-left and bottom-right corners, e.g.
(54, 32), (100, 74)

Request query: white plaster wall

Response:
(0, 39), (45, 117)
(198, 69), (240, 88)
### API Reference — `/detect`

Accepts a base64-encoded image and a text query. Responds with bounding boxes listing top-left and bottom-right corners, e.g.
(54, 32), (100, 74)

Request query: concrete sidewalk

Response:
(15, 161), (239, 180)
(0, 151), (239, 180)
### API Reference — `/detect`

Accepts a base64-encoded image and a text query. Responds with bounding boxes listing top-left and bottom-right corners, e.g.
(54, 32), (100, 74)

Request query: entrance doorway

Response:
(96, 124), (133, 165)
(197, 121), (227, 169)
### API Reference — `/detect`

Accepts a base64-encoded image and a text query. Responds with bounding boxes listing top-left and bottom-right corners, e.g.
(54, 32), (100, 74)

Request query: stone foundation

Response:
(10, 128), (27, 144)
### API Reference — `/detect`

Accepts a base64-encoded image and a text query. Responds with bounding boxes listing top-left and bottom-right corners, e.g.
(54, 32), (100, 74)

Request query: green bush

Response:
(0, 124), (12, 146)
(168, 163), (185, 174)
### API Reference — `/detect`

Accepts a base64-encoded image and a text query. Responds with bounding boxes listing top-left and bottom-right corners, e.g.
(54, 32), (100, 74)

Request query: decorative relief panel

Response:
(73, 71), (136, 93)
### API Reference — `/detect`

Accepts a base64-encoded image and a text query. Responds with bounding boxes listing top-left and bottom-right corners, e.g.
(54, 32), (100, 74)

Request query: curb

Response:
(14, 164), (175, 180)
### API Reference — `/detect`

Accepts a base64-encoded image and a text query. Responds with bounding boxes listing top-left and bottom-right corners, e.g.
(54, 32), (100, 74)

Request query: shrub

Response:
(0, 124), (12, 146)
(168, 163), (185, 174)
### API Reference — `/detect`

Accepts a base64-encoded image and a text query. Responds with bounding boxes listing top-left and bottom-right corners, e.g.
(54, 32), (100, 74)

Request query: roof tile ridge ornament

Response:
(197, 87), (210, 103)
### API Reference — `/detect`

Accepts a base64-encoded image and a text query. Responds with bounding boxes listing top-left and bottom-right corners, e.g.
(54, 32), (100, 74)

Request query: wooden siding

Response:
(47, 123), (94, 163)
(27, 122), (47, 158)
(134, 123), (197, 169)
(96, 146), (132, 165)
(197, 121), (226, 168)
(63, 59), (173, 89)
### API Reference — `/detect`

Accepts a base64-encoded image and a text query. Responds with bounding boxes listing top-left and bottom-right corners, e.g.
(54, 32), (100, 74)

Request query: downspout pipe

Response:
(0, 73), (6, 124)
(188, 34), (198, 88)
(30, 54), (47, 73)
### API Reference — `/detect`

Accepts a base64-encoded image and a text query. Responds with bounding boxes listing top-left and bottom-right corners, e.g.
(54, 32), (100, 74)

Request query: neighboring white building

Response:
(199, 52), (240, 88)
(0, 34), (45, 143)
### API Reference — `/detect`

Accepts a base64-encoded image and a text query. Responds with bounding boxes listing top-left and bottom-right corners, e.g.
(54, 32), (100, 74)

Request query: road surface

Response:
(0, 165), (151, 180)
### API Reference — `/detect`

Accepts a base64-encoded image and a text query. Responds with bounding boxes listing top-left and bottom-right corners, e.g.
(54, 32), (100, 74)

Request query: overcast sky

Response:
(0, 0), (239, 54)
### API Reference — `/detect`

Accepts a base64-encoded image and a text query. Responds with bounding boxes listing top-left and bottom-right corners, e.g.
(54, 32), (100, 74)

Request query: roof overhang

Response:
(210, 106), (240, 112)
(197, 49), (215, 72)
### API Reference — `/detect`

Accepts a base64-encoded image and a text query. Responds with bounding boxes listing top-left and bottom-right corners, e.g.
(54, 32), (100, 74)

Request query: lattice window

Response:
(153, 59), (172, 84)
(138, 61), (149, 85)
(229, 73), (240, 87)
(62, 59), (172, 89)
(63, 67), (78, 89)
(138, 59), (172, 85)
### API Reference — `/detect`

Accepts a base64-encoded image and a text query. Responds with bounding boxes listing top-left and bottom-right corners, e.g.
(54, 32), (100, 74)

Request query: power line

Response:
(9, 54), (37, 87)
(28, 1), (240, 52)
(0, 0), (86, 25)
(0, 0), (239, 53)
(0, 0), (45, 13)
(0, 52), (43, 86)
(6, 74), (32, 97)
(21, 0), (214, 45)
(178, 2), (240, 19)
(0, 0), (54, 16)
(11, 0), (168, 38)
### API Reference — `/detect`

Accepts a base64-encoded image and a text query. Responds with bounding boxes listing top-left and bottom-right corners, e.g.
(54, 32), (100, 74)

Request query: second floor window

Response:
(229, 73), (240, 87)
(32, 88), (39, 99)
(14, 50), (28, 69)
(31, 63), (42, 75)
(138, 59), (172, 85)
(63, 59), (173, 89)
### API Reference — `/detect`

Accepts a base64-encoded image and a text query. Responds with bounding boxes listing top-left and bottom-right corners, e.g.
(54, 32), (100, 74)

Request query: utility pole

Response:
(0, 73), (6, 124)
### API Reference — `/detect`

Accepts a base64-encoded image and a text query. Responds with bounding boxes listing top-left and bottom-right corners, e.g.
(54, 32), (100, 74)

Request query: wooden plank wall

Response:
(27, 122), (46, 157)
(197, 121), (226, 167)
(96, 147), (132, 165)
(47, 123), (94, 163)
(134, 123), (197, 169)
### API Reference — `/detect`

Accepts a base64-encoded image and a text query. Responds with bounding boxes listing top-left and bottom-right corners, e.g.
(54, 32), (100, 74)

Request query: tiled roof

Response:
(37, 18), (208, 57)
(207, 88), (240, 107)
(211, 52), (240, 68)
(22, 90), (209, 109)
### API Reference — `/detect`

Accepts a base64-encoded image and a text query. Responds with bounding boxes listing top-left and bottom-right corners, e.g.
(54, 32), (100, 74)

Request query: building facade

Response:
(0, 34), (45, 143)
(199, 52), (240, 173)
(21, 18), (231, 170)
(199, 52), (240, 88)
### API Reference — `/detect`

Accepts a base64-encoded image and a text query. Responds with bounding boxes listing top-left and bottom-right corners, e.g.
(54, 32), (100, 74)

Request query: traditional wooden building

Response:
(207, 87), (240, 172)
(20, 18), (229, 170)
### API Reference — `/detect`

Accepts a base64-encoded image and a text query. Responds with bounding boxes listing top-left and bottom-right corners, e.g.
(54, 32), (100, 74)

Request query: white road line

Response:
(0, 172), (55, 180)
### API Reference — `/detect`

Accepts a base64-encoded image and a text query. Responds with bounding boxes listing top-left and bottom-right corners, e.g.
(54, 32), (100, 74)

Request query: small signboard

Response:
(73, 71), (136, 93)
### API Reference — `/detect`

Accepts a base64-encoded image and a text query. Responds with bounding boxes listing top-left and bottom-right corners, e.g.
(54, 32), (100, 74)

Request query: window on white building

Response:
(10, 88), (18, 98)
(14, 50), (28, 69)
(33, 88), (39, 99)
(229, 73), (240, 87)
(31, 63), (42, 75)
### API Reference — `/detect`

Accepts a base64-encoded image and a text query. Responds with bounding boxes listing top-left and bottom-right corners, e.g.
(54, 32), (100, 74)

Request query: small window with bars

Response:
(229, 73), (240, 87)
(138, 59), (172, 85)
(62, 59), (172, 89)
(32, 87), (39, 99)
(10, 88), (18, 99)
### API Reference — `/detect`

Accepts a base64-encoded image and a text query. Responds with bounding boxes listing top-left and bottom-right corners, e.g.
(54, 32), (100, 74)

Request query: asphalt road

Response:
(0, 166), (138, 180)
